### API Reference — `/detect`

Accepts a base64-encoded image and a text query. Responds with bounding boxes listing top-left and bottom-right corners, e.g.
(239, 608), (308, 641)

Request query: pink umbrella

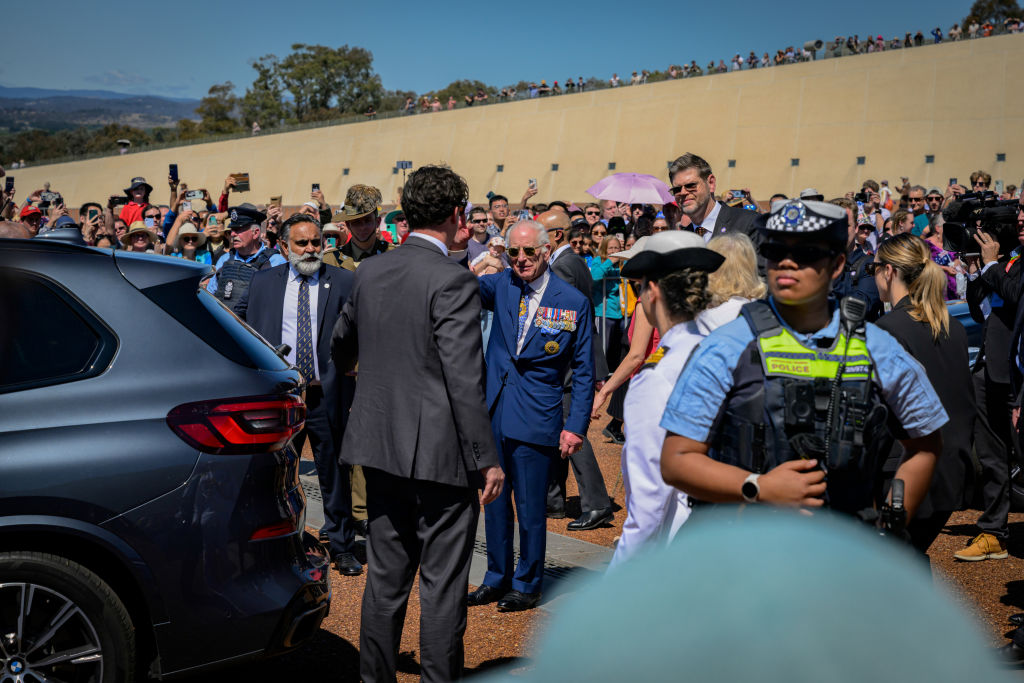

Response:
(586, 173), (676, 205)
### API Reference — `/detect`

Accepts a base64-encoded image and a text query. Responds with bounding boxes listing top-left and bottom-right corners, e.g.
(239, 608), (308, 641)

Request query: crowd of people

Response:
(3, 149), (1024, 678)
(384, 15), (1024, 119)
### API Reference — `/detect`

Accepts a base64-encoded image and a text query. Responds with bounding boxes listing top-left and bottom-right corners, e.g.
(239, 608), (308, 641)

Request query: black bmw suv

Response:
(0, 238), (331, 682)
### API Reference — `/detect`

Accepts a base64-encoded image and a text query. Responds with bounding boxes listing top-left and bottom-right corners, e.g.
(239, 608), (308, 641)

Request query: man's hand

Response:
(168, 174), (178, 190)
(312, 189), (327, 209)
(479, 465), (505, 505)
(223, 176), (236, 194)
(266, 204), (283, 225)
(28, 189), (43, 203)
(522, 184), (539, 204)
(974, 229), (1000, 264)
(559, 430), (583, 459)
(757, 459), (826, 507)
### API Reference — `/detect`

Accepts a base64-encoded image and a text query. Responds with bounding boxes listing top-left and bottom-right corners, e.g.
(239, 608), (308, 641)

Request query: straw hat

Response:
(121, 221), (156, 247)
(175, 222), (207, 249)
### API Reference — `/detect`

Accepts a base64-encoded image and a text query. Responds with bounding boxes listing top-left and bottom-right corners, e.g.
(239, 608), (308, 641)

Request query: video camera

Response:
(942, 191), (1021, 255)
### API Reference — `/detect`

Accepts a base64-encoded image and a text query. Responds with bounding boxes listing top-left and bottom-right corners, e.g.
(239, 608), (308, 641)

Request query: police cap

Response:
(757, 199), (849, 247)
(227, 203), (266, 231)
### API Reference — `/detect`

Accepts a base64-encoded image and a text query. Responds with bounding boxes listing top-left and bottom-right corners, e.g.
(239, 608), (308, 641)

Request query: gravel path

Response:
(181, 423), (1023, 680)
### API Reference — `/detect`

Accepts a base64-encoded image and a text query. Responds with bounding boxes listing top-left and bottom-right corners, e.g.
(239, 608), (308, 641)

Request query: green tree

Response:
(428, 80), (496, 105)
(84, 124), (151, 154)
(175, 119), (204, 141)
(277, 44), (384, 120)
(241, 55), (289, 128)
(964, 0), (1022, 25)
(196, 82), (241, 134)
(379, 89), (417, 113)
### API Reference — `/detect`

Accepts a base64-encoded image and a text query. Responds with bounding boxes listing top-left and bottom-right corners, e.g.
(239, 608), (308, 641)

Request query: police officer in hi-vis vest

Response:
(659, 199), (947, 521)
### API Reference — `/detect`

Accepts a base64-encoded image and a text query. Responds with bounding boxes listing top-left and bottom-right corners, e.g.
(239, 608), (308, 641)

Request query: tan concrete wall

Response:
(13, 33), (1024, 210)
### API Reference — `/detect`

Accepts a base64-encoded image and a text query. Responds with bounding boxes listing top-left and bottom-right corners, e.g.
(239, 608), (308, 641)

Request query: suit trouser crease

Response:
(302, 385), (355, 554)
(973, 369), (1013, 539)
(359, 467), (476, 683)
(547, 393), (610, 514)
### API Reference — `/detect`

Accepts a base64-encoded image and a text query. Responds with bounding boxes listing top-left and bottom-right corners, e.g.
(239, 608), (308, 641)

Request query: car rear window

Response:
(139, 278), (288, 370)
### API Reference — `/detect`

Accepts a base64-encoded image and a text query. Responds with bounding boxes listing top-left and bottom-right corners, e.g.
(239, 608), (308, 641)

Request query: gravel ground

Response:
(181, 423), (1024, 680)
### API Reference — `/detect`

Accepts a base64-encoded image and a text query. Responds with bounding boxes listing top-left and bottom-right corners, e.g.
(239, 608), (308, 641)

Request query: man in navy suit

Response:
(467, 219), (595, 612)
(235, 213), (360, 576)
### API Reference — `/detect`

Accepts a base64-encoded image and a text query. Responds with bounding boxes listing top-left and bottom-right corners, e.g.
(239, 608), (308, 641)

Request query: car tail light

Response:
(250, 519), (298, 540)
(167, 394), (305, 455)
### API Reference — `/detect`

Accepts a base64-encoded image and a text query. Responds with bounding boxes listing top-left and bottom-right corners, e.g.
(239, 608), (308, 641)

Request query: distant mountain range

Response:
(0, 85), (200, 131)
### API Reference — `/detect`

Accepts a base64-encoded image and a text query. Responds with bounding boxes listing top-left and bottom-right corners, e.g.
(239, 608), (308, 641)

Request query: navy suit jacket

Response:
(479, 268), (594, 447)
(236, 262), (355, 426)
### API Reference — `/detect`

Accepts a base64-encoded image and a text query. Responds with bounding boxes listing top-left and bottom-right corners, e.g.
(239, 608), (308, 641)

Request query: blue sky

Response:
(4, 0), (971, 100)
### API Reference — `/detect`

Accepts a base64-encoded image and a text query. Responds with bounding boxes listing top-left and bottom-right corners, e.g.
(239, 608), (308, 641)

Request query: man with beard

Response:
(235, 213), (361, 576)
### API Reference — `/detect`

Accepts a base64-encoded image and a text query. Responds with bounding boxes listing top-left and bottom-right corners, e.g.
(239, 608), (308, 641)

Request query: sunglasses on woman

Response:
(181, 235), (200, 244)
(759, 242), (837, 265)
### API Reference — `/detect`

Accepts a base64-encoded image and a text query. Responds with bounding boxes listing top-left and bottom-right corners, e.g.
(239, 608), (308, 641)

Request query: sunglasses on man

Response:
(507, 246), (544, 259)
(759, 242), (838, 264)
(292, 238), (322, 248)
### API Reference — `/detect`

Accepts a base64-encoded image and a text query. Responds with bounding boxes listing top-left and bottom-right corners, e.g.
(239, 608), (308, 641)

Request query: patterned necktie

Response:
(296, 276), (315, 382)
(517, 285), (530, 344)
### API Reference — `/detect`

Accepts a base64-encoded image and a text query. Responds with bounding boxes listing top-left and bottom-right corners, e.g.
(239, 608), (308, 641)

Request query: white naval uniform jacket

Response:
(608, 298), (748, 570)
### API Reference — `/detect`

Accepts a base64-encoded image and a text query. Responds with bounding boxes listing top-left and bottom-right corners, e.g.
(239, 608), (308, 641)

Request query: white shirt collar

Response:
(408, 231), (448, 256)
(525, 267), (550, 295)
(549, 244), (572, 264)
(659, 320), (698, 349)
(288, 263), (320, 283)
(694, 201), (722, 229)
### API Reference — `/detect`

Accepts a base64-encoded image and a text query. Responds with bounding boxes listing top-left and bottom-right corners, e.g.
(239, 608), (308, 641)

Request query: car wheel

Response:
(0, 551), (135, 683)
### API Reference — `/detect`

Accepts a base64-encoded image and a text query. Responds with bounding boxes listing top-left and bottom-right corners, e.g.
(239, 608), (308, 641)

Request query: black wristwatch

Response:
(741, 473), (761, 503)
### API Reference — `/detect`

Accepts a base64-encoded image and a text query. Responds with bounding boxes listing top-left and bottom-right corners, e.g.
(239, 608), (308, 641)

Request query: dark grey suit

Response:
(548, 246), (611, 516)
(707, 200), (758, 238)
(331, 235), (498, 683)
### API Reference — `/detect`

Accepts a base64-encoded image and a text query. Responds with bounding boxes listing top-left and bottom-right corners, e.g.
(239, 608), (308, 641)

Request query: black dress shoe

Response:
(467, 584), (505, 606)
(354, 519), (369, 537)
(997, 641), (1024, 666)
(546, 507), (567, 519)
(1011, 613), (1024, 627)
(318, 529), (329, 543)
(334, 552), (363, 576)
(497, 590), (541, 612)
(602, 427), (625, 445)
(567, 507), (613, 530)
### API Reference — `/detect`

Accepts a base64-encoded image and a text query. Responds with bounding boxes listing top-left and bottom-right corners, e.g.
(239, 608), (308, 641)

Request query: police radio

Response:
(839, 295), (868, 334)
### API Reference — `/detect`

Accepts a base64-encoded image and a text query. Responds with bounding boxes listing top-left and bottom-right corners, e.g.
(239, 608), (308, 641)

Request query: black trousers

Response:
(298, 385), (355, 555)
(547, 393), (611, 515)
(973, 369), (1014, 540)
(359, 468), (478, 683)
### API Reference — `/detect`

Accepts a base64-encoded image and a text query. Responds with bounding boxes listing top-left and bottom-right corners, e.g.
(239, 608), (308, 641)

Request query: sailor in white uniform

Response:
(608, 232), (727, 569)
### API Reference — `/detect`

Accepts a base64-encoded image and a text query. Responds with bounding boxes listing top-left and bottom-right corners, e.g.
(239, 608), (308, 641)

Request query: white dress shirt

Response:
(516, 268), (551, 355)
(408, 231), (448, 256)
(548, 243), (572, 266)
(609, 321), (707, 570)
(692, 201), (723, 243)
(281, 265), (321, 381)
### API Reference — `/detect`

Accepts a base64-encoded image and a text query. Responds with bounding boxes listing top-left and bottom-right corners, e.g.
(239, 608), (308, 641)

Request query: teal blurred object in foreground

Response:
(492, 508), (1015, 682)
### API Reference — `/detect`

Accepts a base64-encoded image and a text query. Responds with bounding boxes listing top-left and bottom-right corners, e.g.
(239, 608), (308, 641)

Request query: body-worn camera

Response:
(942, 191), (1021, 255)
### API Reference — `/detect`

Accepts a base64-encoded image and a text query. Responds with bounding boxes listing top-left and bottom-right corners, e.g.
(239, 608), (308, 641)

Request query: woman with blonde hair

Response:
(871, 232), (975, 557)
(697, 233), (766, 333)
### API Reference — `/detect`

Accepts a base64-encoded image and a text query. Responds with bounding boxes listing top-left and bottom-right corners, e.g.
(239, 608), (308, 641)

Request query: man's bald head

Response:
(536, 210), (570, 247)
(0, 221), (30, 239)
